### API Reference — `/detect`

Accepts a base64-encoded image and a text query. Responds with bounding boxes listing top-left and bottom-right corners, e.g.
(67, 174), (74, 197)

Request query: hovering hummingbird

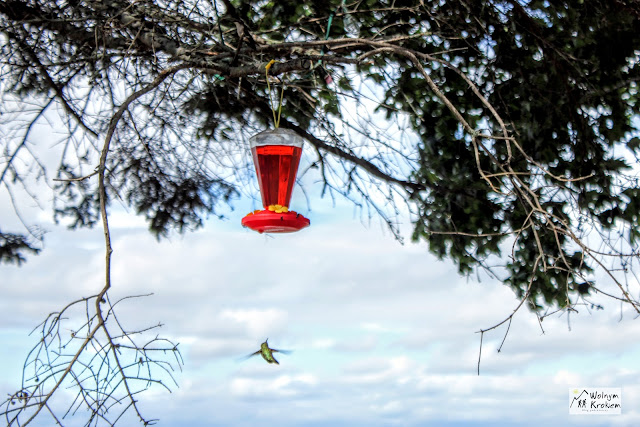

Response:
(244, 339), (291, 365)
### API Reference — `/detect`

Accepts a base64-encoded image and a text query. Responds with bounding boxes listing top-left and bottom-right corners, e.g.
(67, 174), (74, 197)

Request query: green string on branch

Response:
(265, 60), (285, 128)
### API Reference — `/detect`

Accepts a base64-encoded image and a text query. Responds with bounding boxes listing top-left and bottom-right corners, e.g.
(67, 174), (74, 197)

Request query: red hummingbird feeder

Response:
(242, 128), (310, 233)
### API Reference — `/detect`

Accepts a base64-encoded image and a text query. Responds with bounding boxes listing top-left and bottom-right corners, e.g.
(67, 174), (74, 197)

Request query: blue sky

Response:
(0, 99), (639, 425)
(1, 181), (640, 426)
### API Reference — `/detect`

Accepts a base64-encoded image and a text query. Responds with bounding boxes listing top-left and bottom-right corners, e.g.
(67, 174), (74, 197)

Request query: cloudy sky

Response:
(2, 165), (640, 427)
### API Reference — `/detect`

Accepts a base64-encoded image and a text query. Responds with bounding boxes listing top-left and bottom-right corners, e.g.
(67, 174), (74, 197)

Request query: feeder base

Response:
(242, 210), (310, 234)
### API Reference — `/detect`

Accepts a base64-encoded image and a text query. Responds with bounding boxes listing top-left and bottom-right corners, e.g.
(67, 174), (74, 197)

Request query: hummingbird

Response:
(244, 339), (291, 365)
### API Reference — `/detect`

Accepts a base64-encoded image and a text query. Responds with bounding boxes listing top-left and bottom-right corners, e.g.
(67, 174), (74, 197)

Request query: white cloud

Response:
(2, 212), (640, 426)
(230, 373), (318, 399)
(220, 308), (289, 338)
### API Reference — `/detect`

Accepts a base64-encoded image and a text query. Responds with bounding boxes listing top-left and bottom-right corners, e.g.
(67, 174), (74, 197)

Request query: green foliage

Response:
(119, 155), (238, 237)
(401, 1), (640, 309)
(1, 0), (640, 310)
(0, 231), (40, 265)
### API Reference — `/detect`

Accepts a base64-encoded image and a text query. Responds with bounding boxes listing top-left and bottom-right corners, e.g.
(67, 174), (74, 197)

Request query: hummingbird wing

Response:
(236, 350), (261, 362)
(271, 348), (293, 354)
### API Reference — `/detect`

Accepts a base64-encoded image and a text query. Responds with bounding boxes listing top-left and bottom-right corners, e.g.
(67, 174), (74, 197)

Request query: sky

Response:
(1, 91), (639, 426)
(2, 173), (640, 426)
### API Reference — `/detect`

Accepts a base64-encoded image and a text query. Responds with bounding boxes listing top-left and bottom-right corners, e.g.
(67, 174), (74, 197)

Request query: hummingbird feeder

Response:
(242, 128), (310, 233)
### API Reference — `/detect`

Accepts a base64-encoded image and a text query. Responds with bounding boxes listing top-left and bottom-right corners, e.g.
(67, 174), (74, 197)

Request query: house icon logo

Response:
(569, 388), (621, 415)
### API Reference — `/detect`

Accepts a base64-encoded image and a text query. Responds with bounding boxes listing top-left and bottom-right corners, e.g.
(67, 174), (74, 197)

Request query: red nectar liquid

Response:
(252, 145), (302, 208)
